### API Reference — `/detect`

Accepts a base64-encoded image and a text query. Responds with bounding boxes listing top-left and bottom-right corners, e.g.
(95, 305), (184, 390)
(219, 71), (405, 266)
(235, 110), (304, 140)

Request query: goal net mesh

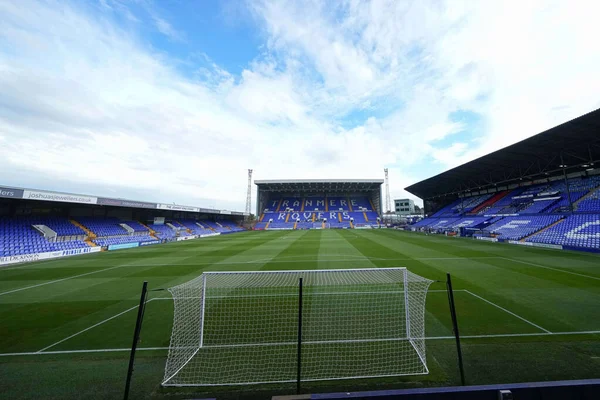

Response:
(162, 268), (433, 386)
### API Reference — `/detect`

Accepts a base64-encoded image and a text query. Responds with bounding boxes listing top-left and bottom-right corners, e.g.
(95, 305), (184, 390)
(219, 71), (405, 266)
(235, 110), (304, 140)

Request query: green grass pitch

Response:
(1, 229), (599, 399)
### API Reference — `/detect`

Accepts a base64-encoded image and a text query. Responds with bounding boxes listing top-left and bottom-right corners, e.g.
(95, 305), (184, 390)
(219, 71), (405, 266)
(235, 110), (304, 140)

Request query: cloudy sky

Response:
(1, 0), (600, 211)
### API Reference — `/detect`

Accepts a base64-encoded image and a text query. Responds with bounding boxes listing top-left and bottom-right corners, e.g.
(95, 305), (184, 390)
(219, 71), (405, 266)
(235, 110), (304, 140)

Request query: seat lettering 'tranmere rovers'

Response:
(278, 212), (351, 221)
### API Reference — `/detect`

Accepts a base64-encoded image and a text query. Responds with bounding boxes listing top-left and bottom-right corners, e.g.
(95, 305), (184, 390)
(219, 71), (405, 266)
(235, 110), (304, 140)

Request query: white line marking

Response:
(426, 330), (600, 339)
(0, 347), (169, 356)
(151, 289), (458, 301)
(197, 337), (412, 349)
(0, 264), (132, 297)
(464, 290), (551, 333)
(120, 256), (502, 268)
(0, 255), (499, 295)
(501, 257), (600, 281)
(3, 330), (600, 357)
(35, 288), (456, 353)
(37, 299), (156, 353)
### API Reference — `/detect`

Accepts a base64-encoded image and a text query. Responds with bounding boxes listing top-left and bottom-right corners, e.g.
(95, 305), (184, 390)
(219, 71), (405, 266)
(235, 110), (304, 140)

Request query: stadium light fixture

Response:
(559, 164), (567, 168)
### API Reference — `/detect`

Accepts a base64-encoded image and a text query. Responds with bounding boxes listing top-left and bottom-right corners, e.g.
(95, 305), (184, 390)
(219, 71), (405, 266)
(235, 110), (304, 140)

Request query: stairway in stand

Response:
(70, 219), (97, 239)
(520, 218), (565, 242)
(471, 191), (509, 214)
(70, 219), (98, 247)
(138, 222), (160, 240)
(573, 186), (600, 210)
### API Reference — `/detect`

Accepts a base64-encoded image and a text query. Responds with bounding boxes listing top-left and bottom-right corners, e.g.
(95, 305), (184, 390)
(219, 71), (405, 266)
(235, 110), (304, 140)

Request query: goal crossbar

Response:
(203, 267), (406, 274)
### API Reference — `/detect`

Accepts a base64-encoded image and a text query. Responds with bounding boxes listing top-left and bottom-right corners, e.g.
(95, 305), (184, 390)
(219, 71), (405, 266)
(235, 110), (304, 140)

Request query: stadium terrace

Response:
(254, 179), (384, 230)
(0, 186), (245, 265)
(405, 107), (600, 253)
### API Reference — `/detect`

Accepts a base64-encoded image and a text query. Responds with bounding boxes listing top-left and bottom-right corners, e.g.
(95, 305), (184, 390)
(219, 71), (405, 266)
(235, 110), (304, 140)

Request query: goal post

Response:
(162, 268), (433, 387)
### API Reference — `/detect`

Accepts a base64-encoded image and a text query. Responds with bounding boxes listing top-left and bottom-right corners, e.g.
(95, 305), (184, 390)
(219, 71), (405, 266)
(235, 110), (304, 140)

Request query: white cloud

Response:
(1, 0), (600, 211)
(151, 15), (184, 41)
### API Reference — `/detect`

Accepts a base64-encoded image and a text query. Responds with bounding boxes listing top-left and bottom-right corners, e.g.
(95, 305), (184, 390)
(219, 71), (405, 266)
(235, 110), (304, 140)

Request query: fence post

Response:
(446, 273), (466, 385)
(297, 277), (304, 394)
(124, 281), (148, 400)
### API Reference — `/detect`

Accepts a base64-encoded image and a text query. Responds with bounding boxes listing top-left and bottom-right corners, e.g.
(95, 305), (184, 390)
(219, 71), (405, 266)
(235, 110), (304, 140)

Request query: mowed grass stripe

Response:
(318, 230), (379, 270)
(370, 230), (493, 259)
(407, 248), (600, 333)
(0, 232), (287, 353)
(261, 230), (319, 271)
(411, 256), (584, 334)
(343, 230), (596, 334)
(202, 230), (313, 271)
(338, 233), (442, 337)
(372, 231), (600, 332)
(382, 230), (600, 273)
(0, 231), (283, 299)
(48, 232), (308, 352)
(501, 257), (600, 281)
(0, 234), (251, 296)
(340, 230), (498, 337)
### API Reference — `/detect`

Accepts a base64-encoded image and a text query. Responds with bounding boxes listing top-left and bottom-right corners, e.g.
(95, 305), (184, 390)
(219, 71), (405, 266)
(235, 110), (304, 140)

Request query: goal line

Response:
(3, 330), (600, 358)
(27, 287), (547, 360)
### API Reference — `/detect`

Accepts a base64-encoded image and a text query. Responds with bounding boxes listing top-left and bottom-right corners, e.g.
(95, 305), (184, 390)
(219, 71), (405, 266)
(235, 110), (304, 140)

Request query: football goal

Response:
(162, 268), (433, 387)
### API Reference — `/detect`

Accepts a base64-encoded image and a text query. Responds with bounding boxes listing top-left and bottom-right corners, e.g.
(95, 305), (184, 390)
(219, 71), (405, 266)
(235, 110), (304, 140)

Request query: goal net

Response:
(162, 268), (433, 387)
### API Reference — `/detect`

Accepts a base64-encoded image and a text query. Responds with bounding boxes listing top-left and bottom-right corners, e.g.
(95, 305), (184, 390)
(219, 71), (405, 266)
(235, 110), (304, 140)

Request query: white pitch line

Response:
(37, 299), (156, 353)
(133, 256), (503, 268)
(35, 289), (458, 354)
(424, 330), (600, 340)
(0, 255), (500, 296)
(3, 329), (600, 357)
(0, 264), (135, 297)
(0, 347), (169, 356)
(151, 289), (460, 301)
(500, 257), (600, 281)
(464, 290), (551, 333)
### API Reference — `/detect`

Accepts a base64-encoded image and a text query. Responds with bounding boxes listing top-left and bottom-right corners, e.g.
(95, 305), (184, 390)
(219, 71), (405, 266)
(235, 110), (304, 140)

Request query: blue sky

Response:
(1, 0), (600, 210)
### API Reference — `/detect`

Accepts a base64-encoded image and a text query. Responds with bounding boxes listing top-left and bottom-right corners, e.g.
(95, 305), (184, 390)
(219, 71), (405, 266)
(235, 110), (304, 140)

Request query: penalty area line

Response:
(3, 330), (600, 357)
(0, 264), (132, 297)
(463, 289), (551, 334)
(31, 289), (464, 354)
(149, 289), (463, 301)
(500, 257), (600, 281)
(36, 298), (157, 353)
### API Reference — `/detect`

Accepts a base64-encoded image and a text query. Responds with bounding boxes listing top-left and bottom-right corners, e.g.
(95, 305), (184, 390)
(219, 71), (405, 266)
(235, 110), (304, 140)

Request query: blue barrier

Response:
(563, 245), (600, 254)
(108, 242), (140, 251)
(311, 378), (600, 400)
